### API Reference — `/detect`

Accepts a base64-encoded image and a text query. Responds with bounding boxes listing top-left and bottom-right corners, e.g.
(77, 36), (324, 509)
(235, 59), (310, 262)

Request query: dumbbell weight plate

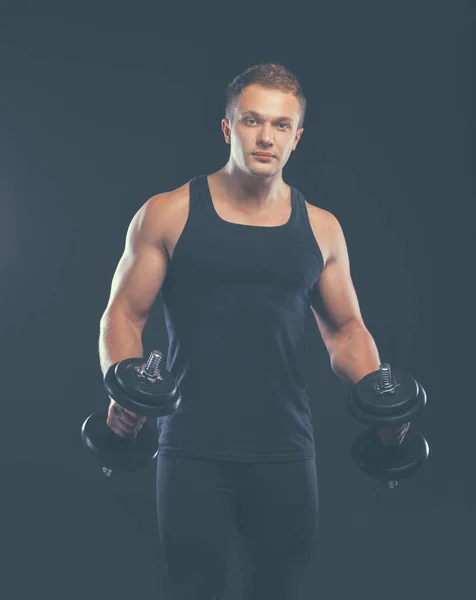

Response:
(81, 411), (159, 473)
(348, 381), (427, 428)
(351, 428), (430, 481)
(355, 369), (418, 416)
(104, 358), (181, 417)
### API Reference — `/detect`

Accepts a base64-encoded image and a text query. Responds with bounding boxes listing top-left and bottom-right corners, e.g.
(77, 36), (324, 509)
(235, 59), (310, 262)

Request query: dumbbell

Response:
(348, 363), (429, 487)
(81, 350), (181, 477)
(351, 428), (430, 488)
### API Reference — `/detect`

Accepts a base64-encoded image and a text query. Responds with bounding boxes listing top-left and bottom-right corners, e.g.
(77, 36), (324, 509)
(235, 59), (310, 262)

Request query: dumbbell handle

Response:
(374, 363), (400, 395)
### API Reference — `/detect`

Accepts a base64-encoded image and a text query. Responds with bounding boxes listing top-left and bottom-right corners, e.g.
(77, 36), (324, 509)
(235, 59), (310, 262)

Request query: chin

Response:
(245, 164), (276, 179)
(251, 172), (274, 179)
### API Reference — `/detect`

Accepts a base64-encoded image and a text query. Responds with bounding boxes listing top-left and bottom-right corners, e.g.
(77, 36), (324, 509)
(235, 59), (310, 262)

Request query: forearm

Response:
(98, 309), (144, 378)
(329, 326), (381, 388)
(329, 326), (409, 444)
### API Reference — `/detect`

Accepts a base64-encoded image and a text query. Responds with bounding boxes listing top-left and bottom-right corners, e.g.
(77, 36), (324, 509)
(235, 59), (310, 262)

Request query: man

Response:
(99, 63), (409, 599)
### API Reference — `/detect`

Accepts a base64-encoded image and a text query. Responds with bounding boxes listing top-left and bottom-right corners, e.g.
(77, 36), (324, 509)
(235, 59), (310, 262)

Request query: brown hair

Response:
(225, 63), (307, 129)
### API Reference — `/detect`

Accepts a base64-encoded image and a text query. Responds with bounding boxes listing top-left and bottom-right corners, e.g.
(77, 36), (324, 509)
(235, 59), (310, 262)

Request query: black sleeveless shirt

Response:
(157, 174), (324, 462)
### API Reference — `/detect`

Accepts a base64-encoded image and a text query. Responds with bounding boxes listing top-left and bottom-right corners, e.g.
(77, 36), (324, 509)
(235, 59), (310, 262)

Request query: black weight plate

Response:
(104, 362), (181, 417)
(351, 428), (429, 481)
(354, 369), (419, 416)
(348, 381), (427, 427)
(115, 359), (180, 406)
(81, 412), (159, 473)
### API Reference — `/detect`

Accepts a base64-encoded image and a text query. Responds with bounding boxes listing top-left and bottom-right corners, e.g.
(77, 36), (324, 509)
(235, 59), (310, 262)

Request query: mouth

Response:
(252, 153), (275, 161)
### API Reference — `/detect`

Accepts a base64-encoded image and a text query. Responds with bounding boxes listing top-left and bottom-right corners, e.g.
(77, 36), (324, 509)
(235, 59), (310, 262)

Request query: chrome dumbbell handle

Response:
(133, 350), (164, 384)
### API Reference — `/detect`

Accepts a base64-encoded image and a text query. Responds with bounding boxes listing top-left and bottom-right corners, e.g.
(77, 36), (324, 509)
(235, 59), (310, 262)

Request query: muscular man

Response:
(99, 63), (409, 599)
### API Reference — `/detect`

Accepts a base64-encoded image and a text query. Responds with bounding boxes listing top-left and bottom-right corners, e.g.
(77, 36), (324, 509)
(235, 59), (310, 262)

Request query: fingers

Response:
(107, 402), (147, 438)
(109, 419), (145, 438)
(108, 423), (130, 438)
(122, 408), (147, 423)
(123, 408), (138, 417)
(118, 410), (146, 431)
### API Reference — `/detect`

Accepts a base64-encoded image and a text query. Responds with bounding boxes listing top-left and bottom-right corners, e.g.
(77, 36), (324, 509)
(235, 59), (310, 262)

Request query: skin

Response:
(104, 83), (409, 446)
(216, 84), (304, 211)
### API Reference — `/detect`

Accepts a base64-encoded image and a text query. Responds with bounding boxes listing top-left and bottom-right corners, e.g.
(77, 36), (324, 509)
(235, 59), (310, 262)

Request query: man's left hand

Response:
(377, 422), (410, 447)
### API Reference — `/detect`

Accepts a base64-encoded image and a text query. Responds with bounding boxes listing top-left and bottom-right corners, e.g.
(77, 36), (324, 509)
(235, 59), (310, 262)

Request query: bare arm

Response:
(309, 213), (380, 387)
(310, 214), (410, 445)
(98, 194), (170, 377)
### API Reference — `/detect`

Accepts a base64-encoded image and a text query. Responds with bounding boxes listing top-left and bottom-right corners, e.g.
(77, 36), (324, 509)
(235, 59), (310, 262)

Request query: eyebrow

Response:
(241, 110), (294, 124)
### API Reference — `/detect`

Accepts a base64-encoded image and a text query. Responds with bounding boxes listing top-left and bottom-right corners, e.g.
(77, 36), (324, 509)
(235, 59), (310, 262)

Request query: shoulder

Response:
(148, 180), (190, 214)
(305, 201), (340, 230)
(304, 201), (345, 266)
(139, 181), (191, 231)
(131, 181), (190, 248)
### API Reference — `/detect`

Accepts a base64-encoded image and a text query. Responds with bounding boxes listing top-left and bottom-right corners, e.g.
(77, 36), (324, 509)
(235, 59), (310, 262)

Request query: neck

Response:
(214, 162), (286, 211)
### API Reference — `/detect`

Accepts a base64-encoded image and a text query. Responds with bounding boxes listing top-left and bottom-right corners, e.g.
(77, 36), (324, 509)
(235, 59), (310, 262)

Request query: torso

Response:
(156, 175), (335, 268)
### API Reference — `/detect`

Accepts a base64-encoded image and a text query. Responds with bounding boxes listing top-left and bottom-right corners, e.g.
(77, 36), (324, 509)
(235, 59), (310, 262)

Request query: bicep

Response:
(103, 197), (169, 327)
(309, 216), (365, 350)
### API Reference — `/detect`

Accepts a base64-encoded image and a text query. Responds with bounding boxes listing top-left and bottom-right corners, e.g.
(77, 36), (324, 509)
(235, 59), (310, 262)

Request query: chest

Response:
(162, 190), (332, 267)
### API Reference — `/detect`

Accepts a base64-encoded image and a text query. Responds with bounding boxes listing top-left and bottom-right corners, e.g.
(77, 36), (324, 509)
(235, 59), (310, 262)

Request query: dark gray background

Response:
(1, 1), (474, 598)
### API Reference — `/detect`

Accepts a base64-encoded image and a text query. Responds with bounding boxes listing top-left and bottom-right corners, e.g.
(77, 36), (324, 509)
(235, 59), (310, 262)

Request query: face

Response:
(221, 84), (304, 179)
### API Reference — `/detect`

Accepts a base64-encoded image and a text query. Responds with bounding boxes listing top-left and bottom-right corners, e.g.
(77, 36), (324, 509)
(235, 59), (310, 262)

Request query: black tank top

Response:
(157, 174), (324, 462)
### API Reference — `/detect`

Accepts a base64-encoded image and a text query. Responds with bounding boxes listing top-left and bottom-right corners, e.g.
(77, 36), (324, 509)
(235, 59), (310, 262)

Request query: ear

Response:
(293, 127), (304, 151)
(221, 118), (231, 144)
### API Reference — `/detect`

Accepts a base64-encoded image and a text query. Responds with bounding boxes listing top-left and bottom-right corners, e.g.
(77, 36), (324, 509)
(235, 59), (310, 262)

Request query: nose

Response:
(256, 123), (274, 148)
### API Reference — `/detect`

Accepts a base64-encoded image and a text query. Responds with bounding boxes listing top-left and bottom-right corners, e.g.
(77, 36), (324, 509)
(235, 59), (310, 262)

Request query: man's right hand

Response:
(106, 398), (147, 438)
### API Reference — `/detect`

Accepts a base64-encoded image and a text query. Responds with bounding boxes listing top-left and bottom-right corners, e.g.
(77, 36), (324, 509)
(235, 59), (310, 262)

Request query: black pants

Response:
(156, 455), (319, 600)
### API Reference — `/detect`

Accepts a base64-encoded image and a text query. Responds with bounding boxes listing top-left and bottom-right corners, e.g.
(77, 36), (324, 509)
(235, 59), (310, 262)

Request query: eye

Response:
(245, 118), (257, 125)
(278, 123), (290, 130)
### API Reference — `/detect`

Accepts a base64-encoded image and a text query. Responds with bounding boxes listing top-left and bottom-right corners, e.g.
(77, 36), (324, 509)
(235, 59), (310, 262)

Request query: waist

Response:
(157, 381), (315, 460)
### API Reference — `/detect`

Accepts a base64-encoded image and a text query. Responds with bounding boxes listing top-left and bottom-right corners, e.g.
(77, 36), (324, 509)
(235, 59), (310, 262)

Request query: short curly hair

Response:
(225, 63), (307, 129)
